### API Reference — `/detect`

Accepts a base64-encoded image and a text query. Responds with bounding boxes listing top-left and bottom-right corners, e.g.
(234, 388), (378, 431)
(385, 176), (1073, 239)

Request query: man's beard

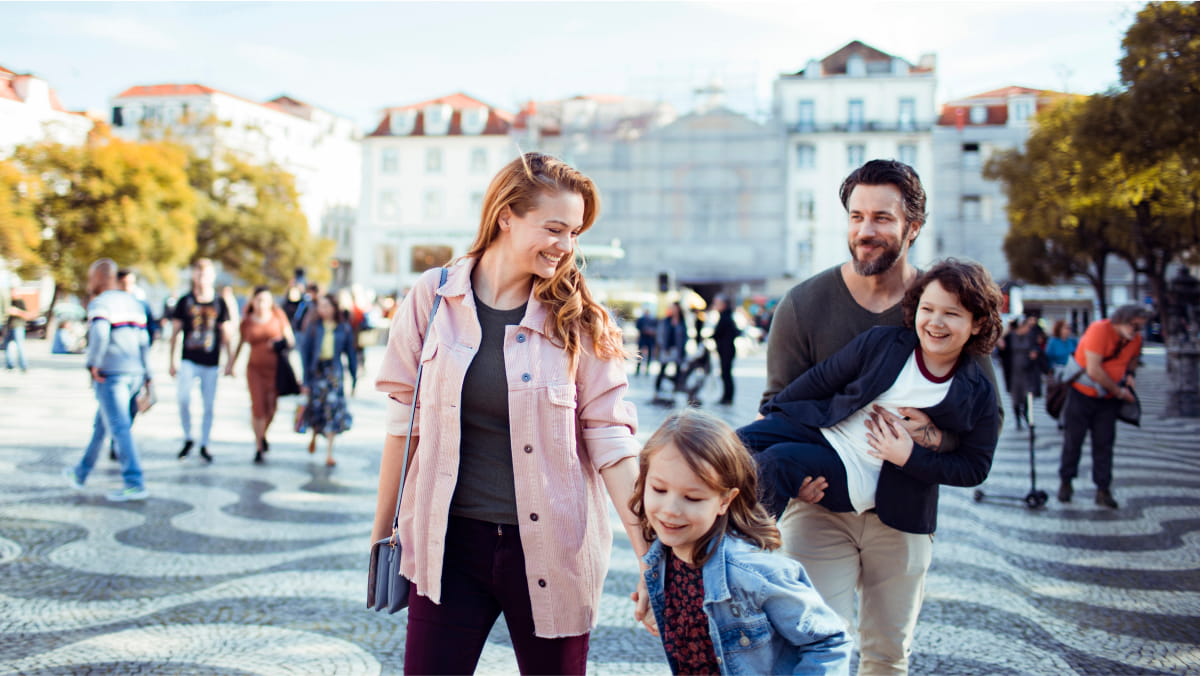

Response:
(849, 236), (904, 276)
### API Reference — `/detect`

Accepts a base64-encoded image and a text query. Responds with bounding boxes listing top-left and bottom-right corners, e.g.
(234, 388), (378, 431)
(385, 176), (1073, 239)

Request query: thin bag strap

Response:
(389, 267), (447, 543)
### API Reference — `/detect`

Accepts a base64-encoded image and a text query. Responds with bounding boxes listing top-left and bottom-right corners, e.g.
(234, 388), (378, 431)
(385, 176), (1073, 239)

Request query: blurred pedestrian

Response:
(3, 292), (31, 373)
(1058, 305), (1146, 509)
(1004, 315), (1046, 429)
(118, 269), (159, 347)
(1045, 320), (1079, 375)
(64, 258), (152, 501)
(299, 293), (356, 467)
(654, 302), (687, 396)
(372, 152), (650, 673)
(712, 295), (740, 406)
(634, 305), (657, 376)
(229, 286), (295, 464)
(169, 258), (233, 464)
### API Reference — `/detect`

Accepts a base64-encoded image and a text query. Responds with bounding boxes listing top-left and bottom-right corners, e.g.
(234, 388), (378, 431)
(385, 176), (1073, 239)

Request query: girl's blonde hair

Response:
(464, 152), (624, 366)
(629, 409), (780, 567)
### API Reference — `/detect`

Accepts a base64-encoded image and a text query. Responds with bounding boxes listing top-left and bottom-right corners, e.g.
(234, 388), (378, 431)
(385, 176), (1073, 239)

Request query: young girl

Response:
(738, 259), (1003, 526)
(630, 409), (851, 675)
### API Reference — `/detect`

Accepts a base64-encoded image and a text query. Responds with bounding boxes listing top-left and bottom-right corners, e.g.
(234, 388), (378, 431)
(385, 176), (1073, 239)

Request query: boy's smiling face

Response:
(914, 280), (980, 365)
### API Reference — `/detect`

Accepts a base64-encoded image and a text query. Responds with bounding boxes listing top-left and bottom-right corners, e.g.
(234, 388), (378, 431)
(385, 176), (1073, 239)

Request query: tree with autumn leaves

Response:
(986, 1), (1199, 323)
(0, 125), (333, 302)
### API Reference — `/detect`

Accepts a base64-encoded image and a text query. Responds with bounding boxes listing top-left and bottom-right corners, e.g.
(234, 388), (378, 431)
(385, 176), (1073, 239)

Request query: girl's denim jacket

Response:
(643, 534), (851, 675)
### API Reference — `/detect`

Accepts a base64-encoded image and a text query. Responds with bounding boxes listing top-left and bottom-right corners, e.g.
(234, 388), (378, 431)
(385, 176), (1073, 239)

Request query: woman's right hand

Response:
(630, 580), (660, 637)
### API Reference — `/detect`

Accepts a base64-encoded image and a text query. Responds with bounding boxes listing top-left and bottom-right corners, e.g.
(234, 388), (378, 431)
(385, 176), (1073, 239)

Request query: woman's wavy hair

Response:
(463, 152), (624, 367)
(901, 258), (1004, 355)
(628, 409), (780, 567)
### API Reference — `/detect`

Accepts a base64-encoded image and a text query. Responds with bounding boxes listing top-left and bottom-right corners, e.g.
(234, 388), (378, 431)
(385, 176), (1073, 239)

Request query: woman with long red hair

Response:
(373, 152), (650, 673)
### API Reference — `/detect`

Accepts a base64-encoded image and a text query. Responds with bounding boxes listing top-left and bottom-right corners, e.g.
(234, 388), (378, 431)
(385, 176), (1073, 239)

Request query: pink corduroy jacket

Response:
(375, 259), (640, 638)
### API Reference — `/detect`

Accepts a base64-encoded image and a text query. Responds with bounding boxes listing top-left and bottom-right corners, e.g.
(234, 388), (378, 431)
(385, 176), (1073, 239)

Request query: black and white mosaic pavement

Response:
(1, 339), (1196, 674)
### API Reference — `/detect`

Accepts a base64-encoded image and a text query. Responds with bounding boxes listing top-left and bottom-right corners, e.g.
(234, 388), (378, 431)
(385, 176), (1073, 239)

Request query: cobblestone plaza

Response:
(1, 339), (1197, 674)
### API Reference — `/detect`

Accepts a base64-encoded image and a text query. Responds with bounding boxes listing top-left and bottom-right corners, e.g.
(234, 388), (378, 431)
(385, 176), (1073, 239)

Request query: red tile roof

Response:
(115, 83), (315, 120)
(369, 92), (515, 137)
(0, 68), (69, 112)
(936, 86), (1073, 126)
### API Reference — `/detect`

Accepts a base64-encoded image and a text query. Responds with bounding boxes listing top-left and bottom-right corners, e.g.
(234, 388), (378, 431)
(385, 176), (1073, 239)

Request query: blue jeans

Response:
(3, 325), (27, 370)
(737, 414), (853, 517)
(178, 359), (219, 447)
(74, 373), (144, 489)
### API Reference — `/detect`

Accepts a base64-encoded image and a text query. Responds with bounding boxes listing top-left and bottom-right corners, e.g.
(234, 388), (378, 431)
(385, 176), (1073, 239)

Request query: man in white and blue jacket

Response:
(65, 258), (152, 501)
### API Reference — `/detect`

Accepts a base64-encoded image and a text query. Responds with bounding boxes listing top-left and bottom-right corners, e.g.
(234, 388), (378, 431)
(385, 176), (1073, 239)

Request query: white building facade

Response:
(0, 66), (92, 157)
(108, 85), (361, 238)
(774, 41), (938, 281)
(354, 93), (518, 294)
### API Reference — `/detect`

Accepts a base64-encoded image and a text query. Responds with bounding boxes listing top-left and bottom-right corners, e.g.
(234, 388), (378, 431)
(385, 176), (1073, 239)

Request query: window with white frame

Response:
(795, 144), (816, 169)
(962, 143), (981, 169)
(797, 99), (815, 130)
(423, 189), (444, 219)
(970, 105), (988, 125)
(469, 147), (487, 174)
(381, 148), (399, 174)
(1011, 99), (1035, 123)
(374, 244), (399, 275)
(469, 191), (484, 219)
(426, 148), (443, 173)
(961, 196), (982, 221)
(847, 99), (864, 130)
(898, 143), (917, 167)
(796, 190), (815, 220)
(847, 143), (865, 168)
(898, 97), (915, 130)
(378, 191), (400, 220)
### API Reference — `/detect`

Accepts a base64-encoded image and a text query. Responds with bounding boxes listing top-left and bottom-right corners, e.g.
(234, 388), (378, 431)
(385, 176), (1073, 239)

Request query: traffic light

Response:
(657, 272), (670, 293)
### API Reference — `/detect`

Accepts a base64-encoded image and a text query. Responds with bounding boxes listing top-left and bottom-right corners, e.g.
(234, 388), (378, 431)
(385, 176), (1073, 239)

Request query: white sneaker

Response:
(62, 467), (85, 491)
(106, 486), (149, 502)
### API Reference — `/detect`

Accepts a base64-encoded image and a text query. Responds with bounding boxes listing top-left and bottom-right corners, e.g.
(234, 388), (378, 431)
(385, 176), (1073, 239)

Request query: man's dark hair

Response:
(839, 159), (928, 229)
(117, 268), (132, 281)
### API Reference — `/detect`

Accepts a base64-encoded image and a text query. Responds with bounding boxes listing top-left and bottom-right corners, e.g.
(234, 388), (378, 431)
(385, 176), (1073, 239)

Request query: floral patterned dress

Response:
(662, 550), (720, 675)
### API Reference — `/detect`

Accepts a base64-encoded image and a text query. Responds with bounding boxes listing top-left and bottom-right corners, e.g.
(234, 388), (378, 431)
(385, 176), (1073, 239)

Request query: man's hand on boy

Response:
(870, 405), (943, 450)
(865, 414), (914, 466)
(796, 476), (828, 504)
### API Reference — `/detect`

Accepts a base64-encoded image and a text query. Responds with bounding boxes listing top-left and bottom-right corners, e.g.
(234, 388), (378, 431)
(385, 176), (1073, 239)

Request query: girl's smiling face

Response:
(914, 280), (981, 365)
(642, 442), (738, 565)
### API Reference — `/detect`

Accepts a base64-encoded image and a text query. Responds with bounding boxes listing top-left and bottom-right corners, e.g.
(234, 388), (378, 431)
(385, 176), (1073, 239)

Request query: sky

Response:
(2, 1), (1142, 130)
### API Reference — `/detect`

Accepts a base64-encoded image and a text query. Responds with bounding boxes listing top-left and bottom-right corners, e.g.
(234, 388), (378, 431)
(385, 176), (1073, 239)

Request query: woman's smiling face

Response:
(499, 190), (585, 280)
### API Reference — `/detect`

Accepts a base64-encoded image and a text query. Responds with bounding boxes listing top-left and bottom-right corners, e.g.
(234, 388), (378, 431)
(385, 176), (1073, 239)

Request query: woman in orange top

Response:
(229, 287), (295, 464)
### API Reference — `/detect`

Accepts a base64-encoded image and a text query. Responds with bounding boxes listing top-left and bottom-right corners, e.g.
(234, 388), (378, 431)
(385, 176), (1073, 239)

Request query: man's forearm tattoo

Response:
(915, 423), (941, 447)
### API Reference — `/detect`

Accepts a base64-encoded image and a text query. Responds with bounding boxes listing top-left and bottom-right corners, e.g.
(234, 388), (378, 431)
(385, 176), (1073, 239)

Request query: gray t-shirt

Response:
(449, 293), (528, 525)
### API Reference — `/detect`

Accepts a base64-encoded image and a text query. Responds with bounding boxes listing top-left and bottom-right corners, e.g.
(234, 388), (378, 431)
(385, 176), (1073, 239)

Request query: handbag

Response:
(1117, 387), (1141, 426)
(368, 267), (447, 613)
(1045, 361), (1083, 420)
(1045, 341), (1127, 420)
(293, 402), (307, 434)
(274, 339), (301, 397)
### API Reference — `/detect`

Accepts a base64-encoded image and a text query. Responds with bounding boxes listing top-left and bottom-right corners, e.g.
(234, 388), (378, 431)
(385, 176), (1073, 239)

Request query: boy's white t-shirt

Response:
(820, 349), (954, 513)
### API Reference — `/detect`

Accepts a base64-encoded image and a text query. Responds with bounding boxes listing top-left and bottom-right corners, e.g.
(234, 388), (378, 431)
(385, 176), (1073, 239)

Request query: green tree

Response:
(11, 132), (197, 300)
(187, 151), (334, 290)
(985, 98), (1128, 317)
(0, 161), (44, 277)
(989, 2), (1199, 321)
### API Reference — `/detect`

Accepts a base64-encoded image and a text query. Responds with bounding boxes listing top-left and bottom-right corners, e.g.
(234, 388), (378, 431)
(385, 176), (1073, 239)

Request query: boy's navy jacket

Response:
(761, 326), (999, 534)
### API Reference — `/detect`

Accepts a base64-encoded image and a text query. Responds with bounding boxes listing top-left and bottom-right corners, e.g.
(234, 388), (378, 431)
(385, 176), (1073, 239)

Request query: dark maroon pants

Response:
(403, 515), (590, 675)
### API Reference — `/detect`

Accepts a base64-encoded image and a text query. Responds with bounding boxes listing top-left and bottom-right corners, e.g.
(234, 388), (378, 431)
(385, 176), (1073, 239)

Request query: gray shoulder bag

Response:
(368, 266), (447, 613)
